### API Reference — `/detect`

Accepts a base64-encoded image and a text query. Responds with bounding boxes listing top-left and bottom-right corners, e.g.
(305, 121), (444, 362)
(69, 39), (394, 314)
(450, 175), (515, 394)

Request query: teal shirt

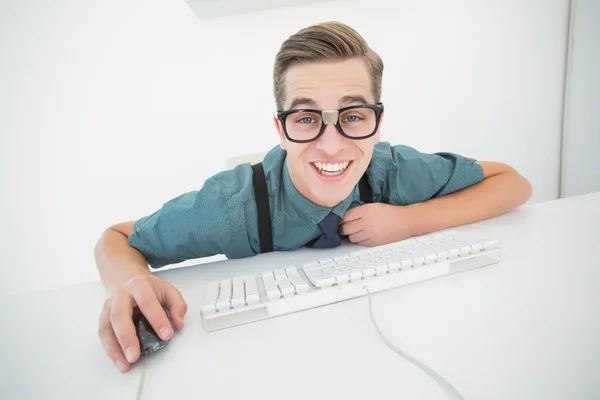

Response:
(128, 142), (484, 268)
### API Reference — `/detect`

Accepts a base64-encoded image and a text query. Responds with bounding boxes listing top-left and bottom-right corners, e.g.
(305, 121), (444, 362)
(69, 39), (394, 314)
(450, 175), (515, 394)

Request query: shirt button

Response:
(136, 228), (142, 233)
(311, 218), (317, 223)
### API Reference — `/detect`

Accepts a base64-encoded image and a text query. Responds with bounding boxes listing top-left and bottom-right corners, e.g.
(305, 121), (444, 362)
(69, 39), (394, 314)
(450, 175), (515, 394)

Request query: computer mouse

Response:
(132, 306), (172, 357)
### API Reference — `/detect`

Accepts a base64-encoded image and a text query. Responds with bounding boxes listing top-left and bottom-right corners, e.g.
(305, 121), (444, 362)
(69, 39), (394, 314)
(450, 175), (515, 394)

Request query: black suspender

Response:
(251, 163), (274, 254)
(251, 162), (373, 254)
(358, 172), (373, 204)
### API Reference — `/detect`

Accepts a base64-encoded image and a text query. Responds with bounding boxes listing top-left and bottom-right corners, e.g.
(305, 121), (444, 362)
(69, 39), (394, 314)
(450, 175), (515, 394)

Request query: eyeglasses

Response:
(276, 103), (384, 143)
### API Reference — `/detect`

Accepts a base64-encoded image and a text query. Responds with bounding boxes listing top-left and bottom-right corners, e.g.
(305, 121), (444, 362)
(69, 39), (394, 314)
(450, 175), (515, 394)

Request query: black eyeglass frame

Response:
(276, 103), (384, 144)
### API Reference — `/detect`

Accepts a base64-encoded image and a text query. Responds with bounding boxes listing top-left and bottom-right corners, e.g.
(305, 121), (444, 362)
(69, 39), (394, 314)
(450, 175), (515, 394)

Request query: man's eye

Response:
(345, 115), (362, 122)
(298, 117), (314, 124)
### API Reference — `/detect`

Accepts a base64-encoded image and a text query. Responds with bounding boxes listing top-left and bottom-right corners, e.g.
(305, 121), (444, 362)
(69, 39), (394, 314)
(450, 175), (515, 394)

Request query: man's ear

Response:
(273, 115), (287, 150)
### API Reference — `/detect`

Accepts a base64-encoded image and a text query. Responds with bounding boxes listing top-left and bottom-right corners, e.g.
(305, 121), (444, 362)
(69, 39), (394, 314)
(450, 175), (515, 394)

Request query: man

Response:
(95, 21), (532, 373)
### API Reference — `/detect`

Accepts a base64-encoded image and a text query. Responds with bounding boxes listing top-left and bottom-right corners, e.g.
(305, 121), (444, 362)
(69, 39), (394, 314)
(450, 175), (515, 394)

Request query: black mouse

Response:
(132, 306), (172, 357)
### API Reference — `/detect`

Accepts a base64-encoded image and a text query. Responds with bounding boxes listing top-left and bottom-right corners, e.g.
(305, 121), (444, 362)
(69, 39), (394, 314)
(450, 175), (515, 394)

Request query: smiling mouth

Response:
(311, 161), (352, 176)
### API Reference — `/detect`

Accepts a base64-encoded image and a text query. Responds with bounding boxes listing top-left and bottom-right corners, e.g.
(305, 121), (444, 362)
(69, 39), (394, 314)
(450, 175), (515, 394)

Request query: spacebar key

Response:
(340, 262), (451, 299)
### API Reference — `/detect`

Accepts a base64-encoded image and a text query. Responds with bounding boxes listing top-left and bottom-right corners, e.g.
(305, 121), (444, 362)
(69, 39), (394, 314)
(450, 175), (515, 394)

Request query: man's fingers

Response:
(341, 206), (362, 223)
(162, 285), (188, 331)
(130, 281), (173, 342)
(109, 289), (141, 364)
(358, 239), (378, 247)
(339, 219), (362, 236)
(348, 230), (369, 243)
(98, 300), (131, 373)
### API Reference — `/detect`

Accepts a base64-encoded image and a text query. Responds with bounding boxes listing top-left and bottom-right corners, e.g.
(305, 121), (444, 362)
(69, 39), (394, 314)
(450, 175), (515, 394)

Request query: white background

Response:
(560, 0), (600, 197)
(0, 0), (597, 297)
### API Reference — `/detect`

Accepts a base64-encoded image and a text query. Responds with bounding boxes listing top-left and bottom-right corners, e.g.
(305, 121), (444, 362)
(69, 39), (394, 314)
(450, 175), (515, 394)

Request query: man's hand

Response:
(339, 203), (415, 247)
(340, 161), (532, 247)
(97, 274), (187, 373)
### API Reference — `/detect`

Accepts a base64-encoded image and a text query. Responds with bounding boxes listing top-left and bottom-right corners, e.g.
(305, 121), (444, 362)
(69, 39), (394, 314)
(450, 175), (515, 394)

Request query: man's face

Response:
(274, 58), (383, 208)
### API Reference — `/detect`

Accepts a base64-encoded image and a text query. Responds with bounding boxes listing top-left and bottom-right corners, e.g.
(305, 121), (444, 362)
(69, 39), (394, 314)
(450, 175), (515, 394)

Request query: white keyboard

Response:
(200, 230), (501, 332)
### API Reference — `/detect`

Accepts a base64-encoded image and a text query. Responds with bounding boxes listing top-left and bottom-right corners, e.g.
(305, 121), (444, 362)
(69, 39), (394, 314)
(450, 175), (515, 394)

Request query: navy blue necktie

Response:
(307, 212), (342, 249)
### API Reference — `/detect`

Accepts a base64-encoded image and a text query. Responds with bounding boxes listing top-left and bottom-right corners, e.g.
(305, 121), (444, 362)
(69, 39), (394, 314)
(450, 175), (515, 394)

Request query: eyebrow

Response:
(288, 97), (319, 110)
(288, 95), (370, 111)
(339, 95), (369, 107)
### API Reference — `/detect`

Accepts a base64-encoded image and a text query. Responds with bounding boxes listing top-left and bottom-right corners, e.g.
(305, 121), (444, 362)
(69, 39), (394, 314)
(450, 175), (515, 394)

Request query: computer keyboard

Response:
(200, 230), (501, 332)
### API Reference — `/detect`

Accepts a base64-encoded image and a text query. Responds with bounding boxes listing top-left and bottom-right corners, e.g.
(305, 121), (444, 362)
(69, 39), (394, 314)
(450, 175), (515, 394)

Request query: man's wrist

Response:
(403, 201), (443, 238)
(103, 263), (153, 294)
(389, 202), (422, 240)
(401, 202), (421, 237)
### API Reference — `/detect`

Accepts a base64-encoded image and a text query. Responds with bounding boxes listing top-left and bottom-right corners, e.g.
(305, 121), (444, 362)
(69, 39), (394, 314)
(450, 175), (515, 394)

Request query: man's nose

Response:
(314, 122), (346, 154)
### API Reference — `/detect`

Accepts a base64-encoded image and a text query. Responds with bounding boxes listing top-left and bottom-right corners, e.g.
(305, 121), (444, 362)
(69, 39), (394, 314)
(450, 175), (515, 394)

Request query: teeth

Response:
(313, 161), (350, 175)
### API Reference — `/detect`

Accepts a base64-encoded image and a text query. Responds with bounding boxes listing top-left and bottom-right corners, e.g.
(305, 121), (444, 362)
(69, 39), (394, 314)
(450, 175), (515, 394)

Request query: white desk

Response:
(1, 192), (600, 400)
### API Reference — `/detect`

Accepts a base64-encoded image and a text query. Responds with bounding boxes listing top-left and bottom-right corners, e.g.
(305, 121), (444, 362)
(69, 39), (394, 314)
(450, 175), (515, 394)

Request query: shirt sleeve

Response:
(127, 175), (239, 269)
(369, 142), (485, 205)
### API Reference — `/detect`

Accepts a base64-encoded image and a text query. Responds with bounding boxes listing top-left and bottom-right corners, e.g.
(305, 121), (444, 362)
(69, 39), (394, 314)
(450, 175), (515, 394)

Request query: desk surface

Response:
(1, 192), (600, 400)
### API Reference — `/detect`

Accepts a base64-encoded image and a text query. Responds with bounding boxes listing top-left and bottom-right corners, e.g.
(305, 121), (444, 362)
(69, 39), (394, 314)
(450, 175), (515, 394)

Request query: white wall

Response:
(0, 0), (570, 297)
(560, 0), (600, 198)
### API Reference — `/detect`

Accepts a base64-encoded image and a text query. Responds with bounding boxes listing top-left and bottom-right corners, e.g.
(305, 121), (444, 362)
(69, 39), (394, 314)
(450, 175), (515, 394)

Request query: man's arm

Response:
(94, 220), (187, 373)
(405, 161), (532, 236)
(94, 221), (152, 293)
(340, 160), (532, 246)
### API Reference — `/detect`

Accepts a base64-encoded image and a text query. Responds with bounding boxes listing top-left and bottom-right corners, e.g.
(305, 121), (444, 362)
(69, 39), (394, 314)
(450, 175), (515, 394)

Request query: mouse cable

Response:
(136, 355), (148, 400)
(363, 285), (465, 400)
(134, 323), (194, 400)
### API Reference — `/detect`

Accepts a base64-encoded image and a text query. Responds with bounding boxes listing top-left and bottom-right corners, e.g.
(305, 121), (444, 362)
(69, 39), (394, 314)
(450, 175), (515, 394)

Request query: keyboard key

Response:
(265, 286), (281, 300)
(315, 276), (336, 287)
(349, 248), (374, 257)
(301, 260), (320, 268)
(262, 271), (275, 284)
(448, 248), (460, 259)
(274, 270), (295, 297)
(362, 267), (376, 278)
(388, 262), (401, 272)
(425, 253), (437, 264)
(334, 255), (350, 262)
(349, 270), (363, 282)
(231, 277), (245, 308)
(305, 270), (336, 287)
(262, 272), (281, 300)
(375, 264), (389, 275)
(244, 277), (260, 305)
(278, 282), (296, 297)
(201, 281), (220, 314)
(292, 281), (309, 294)
(436, 250), (448, 261)
(460, 245), (472, 256)
(318, 258), (335, 264)
(285, 267), (309, 294)
(273, 269), (287, 281)
(216, 279), (232, 311)
(303, 264), (322, 271)
(336, 265), (352, 272)
(335, 274), (350, 284)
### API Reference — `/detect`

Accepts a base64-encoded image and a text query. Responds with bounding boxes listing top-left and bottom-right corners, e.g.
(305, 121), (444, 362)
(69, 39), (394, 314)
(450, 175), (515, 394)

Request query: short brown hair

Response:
(273, 21), (384, 110)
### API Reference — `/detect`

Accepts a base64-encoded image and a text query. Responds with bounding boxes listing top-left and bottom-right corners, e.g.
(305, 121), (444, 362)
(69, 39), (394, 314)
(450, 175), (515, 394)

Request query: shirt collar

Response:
(282, 159), (360, 223)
